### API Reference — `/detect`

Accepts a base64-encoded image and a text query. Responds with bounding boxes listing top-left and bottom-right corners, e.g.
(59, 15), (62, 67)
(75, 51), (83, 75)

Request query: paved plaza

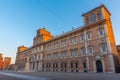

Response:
(0, 71), (120, 80)
(0, 71), (51, 80)
(0, 72), (27, 80)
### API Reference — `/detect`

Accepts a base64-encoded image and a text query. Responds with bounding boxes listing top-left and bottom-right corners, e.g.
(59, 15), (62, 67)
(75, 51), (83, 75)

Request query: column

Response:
(108, 54), (115, 73)
(102, 60), (105, 72)
(31, 63), (33, 70)
(93, 60), (96, 72)
(34, 62), (37, 71)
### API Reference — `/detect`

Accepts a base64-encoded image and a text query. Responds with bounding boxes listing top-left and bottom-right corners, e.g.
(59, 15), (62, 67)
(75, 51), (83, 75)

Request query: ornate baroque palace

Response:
(15, 5), (119, 73)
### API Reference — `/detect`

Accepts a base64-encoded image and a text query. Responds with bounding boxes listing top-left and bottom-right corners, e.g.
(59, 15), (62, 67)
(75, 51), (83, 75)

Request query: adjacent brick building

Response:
(116, 45), (120, 72)
(117, 45), (120, 58)
(0, 54), (3, 70)
(0, 54), (11, 70)
(15, 4), (119, 73)
(2, 57), (11, 70)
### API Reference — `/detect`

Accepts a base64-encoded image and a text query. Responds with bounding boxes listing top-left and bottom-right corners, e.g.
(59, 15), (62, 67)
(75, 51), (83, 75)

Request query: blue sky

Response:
(0, 0), (120, 63)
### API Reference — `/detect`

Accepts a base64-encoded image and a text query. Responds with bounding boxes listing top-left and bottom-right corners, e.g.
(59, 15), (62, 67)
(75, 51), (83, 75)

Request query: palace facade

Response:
(15, 4), (119, 73)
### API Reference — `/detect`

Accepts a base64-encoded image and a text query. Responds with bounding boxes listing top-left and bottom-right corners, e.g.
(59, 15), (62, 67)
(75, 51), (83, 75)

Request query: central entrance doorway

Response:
(96, 60), (103, 72)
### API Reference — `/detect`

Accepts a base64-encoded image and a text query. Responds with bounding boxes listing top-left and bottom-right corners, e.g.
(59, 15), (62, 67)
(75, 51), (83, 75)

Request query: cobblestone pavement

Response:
(1, 71), (120, 80)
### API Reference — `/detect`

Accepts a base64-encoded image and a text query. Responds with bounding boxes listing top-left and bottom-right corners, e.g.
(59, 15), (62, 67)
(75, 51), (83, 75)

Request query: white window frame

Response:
(86, 32), (91, 40)
(90, 13), (96, 23)
(81, 48), (86, 56)
(73, 37), (77, 44)
(61, 40), (67, 47)
(80, 34), (85, 42)
(98, 29), (104, 36)
(88, 47), (93, 55)
(74, 49), (78, 57)
(61, 51), (67, 58)
(97, 13), (101, 20)
(53, 53), (59, 59)
(70, 50), (73, 56)
(69, 38), (73, 45)
(101, 45), (107, 53)
(85, 17), (89, 25)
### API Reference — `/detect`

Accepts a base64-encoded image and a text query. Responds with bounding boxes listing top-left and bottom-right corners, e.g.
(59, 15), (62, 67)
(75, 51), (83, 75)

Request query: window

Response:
(42, 64), (44, 68)
(83, 62), (87, 68)
(86, 32), (91, 39)
(53, 64), (55, 68)
(48, 64), (51, 68)
(70, 37), (77, 45)
(85, 17), (89, 25)
(61, 51), (67, 58)
(61, 40), (67, 47)
(74, 49), (78, 56)
(71, 63), (73, 68)
(46, 54), (51, 60)
(97, 13), (101, 20)
(99, 29), (104, 36)
(69, 38), (73, 45)
(70, 51), (72, 57)
(90, 13), (96, 22)
(75, 62), (78, 68)
(88, 47), (93, 55)
(61, 63), (67, 68)
(80, 34), (85, 41)
(47, 44), (52, 50)
(101, 45), (107, 53)
(46, 64), (48, 68)
(61, 63), (63, 68)
(56, 63), (58, 68)
(70, 50), (73, 56)
(64, 63), (67, 68)
(54, 42), (59, 48)
(53, 53), (59, 59)
(73, 37), (77, 44)
(81, 47), (86, 56)
(70, 49), (78, 57)
(64, 40), (66, 46)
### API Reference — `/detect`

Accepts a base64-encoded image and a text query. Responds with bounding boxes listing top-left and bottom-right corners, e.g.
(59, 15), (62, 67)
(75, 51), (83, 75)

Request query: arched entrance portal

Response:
(96, 60), (103, 72)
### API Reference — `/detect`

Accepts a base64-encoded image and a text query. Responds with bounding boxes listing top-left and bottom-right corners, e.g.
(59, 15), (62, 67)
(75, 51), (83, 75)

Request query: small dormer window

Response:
(90, 13), (96, 23)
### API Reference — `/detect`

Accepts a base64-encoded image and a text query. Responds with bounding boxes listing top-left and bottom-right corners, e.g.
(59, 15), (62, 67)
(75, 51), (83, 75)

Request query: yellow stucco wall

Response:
(103, 7), (118, 56)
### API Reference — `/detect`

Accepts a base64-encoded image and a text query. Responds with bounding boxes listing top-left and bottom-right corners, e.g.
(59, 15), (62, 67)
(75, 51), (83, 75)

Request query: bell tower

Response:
(82, 4), (118, 73)
(82, 4), (117, 54)
(33, 27), (54, 46)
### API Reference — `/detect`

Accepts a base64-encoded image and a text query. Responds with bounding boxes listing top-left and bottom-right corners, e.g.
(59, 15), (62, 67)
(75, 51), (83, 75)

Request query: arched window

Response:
(90, 13), (96, 22)
(97, 13), (101, 20)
